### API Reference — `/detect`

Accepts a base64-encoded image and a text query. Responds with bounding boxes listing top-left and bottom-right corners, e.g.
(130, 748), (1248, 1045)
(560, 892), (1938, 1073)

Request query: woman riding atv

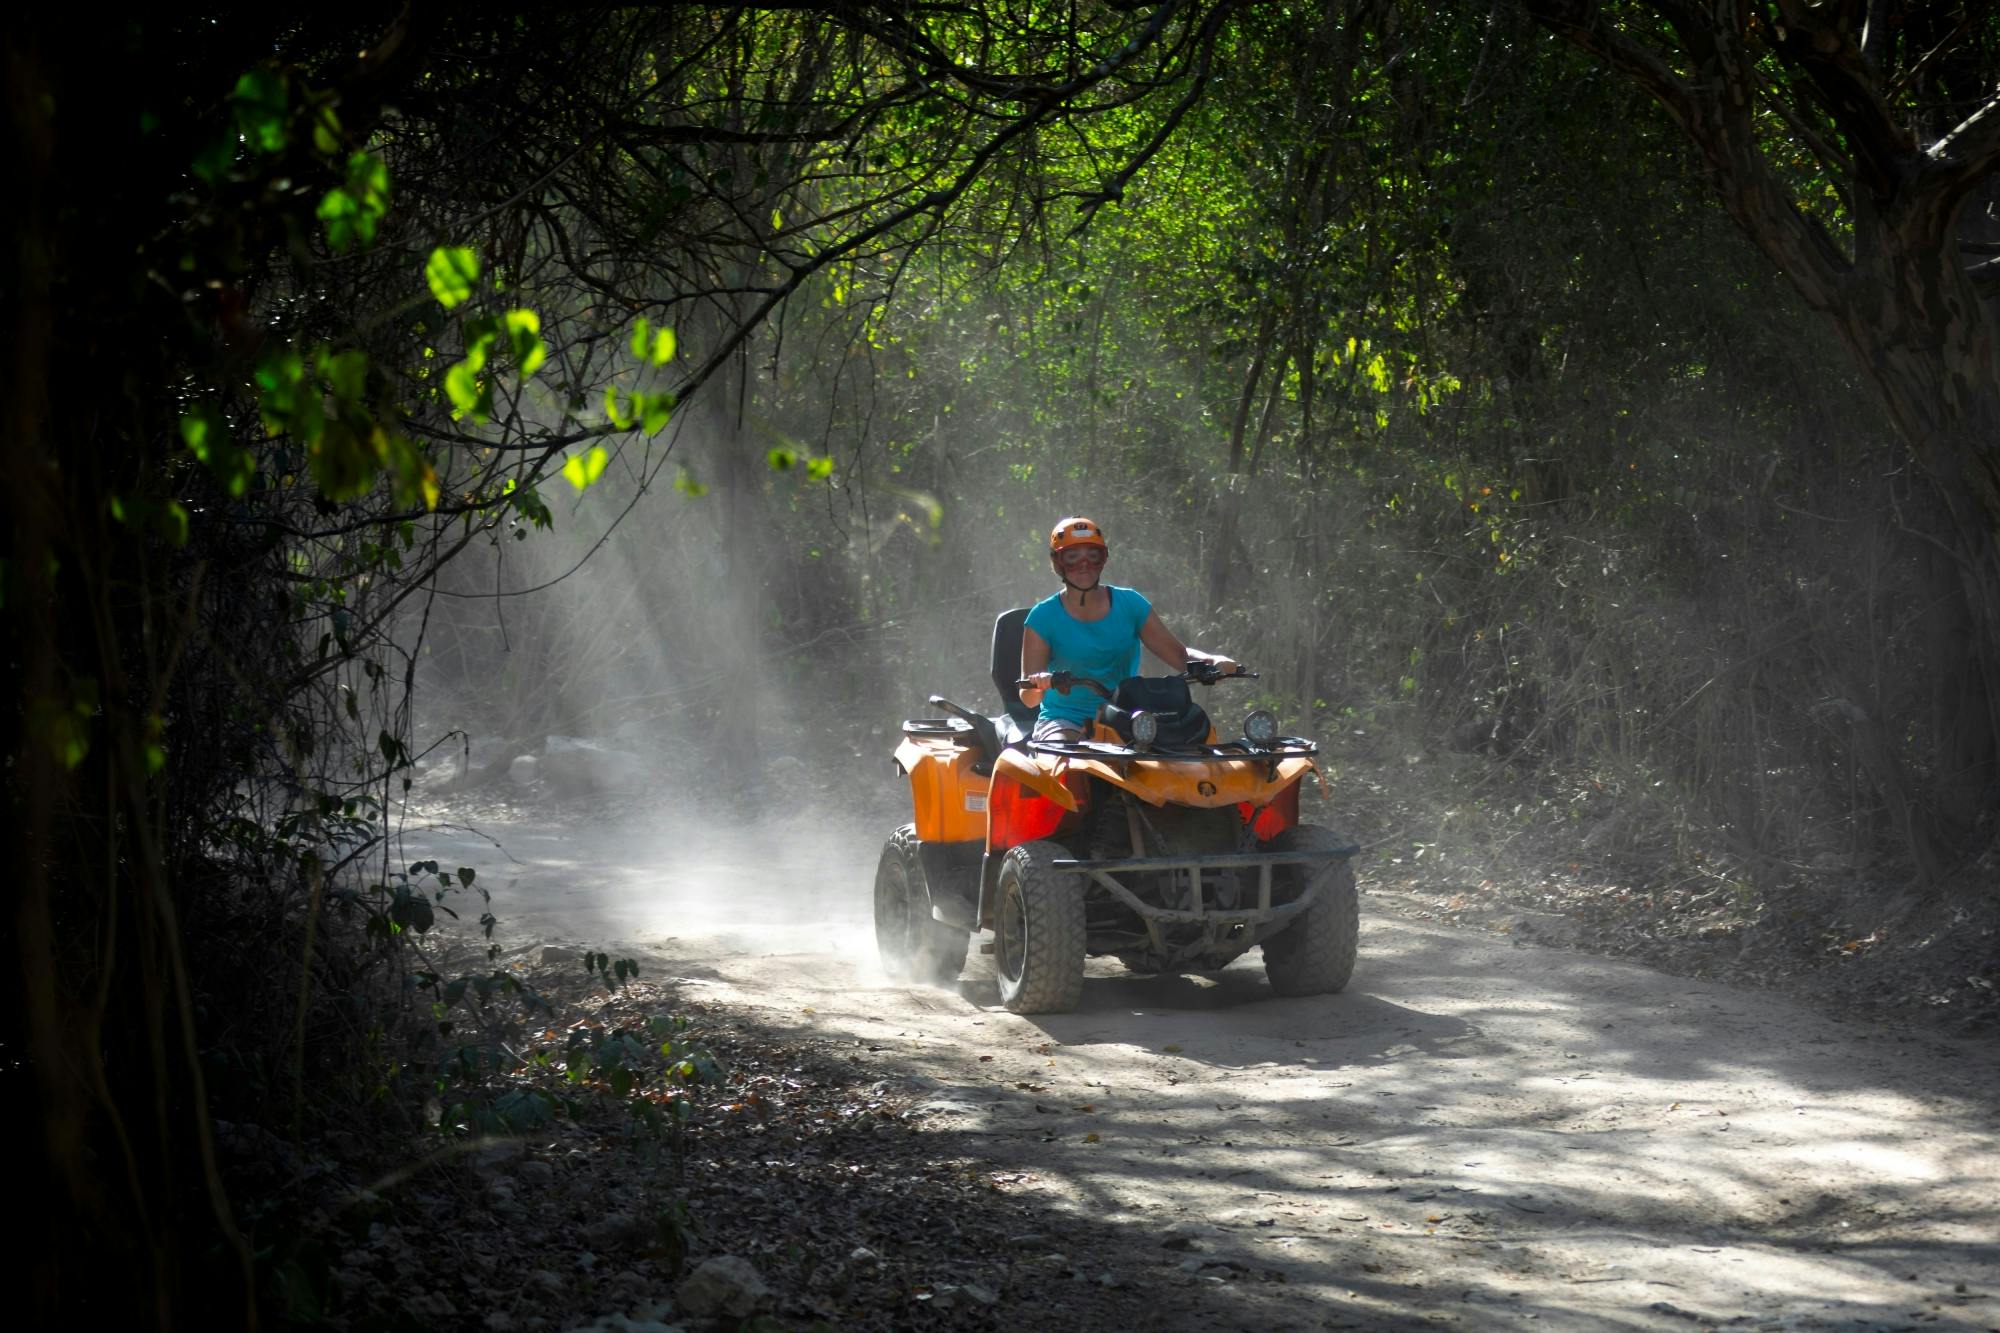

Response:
(1018, 516), (1240, 742)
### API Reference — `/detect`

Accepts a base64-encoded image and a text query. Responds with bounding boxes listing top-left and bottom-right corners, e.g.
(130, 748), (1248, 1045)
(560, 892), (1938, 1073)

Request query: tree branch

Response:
(1924, 92), (2000, 210)
(1522, 0), (1696, 124)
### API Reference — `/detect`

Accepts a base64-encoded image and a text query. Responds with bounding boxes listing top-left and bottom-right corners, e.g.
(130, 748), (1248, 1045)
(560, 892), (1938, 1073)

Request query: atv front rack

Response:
(1051, 841), (1357, 967)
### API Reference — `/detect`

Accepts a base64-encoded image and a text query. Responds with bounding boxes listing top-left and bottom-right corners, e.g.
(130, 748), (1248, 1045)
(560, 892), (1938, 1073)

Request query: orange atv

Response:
(875, 608), (1360, 1013)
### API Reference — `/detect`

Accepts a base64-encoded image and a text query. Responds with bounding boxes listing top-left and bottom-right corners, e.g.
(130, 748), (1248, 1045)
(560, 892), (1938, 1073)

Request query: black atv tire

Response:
(874, 826), (969, 986)
(994, 840), (1086, 1014)
(1261, 824), (1359, 997)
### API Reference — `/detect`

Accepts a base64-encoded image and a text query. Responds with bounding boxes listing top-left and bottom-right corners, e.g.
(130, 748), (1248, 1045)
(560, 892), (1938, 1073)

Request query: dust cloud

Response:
(394, 406), (1071, 969)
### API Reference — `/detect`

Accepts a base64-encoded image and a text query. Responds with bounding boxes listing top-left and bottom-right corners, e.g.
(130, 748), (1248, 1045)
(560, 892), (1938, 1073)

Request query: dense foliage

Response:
(6, 3), (1995, 1326)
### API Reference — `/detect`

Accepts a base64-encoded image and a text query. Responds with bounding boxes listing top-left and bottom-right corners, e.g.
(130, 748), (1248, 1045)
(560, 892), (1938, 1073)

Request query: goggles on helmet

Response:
(1058, 546), (1107, 568)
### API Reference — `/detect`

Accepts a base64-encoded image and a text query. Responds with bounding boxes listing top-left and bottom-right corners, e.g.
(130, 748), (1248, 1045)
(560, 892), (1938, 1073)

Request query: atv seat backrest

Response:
(991, 607), (1035, 728)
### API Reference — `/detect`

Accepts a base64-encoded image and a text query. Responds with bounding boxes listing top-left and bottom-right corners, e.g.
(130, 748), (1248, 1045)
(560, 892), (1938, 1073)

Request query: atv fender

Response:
(1067, 753), (1321, 808)
(916, 839), (982, 930)
(991, 748), (1078, 811)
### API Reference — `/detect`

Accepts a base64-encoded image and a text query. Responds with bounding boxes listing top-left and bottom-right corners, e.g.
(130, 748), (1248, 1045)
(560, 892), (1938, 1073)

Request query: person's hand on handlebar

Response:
(1017, 671), (1054, 708)
(1184, 652), (1246, 684)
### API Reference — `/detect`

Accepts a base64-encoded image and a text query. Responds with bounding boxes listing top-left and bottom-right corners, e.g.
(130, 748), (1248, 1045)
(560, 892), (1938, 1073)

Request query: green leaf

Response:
(805, 456), (835, 482)
(179, 406), (255, 496)
(231, 69), (289, 154)
(561, 445), (610, 492)
(673, 465), (707, 498)
(767, 447), (797, 471)
(510, 483), (552, 529)
(629, 319), (676, 366)
(604, 386), (630, 430)
(425, 246), (479, 309)
(636, 391), (673, 435)
(381, 431), (441, 510)
(255, 348), (312, 435)
(308, 420), (376, 500)
(346, 150), (390, 208)
(190, 136), (236, 184)
(319, 152), (391, 252)
(311, 104), (343, 155)
(318, 347), (368, 403)
(179, 406), (221, 462)
(29, 690), (93, 771)
(445, 360), (491, 423)
(317, 188), (363, 253)
(503, 308), (546, 375)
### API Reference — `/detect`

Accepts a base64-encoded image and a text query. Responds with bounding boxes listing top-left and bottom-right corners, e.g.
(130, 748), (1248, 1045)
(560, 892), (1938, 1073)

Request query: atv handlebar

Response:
(1015, 665), (1257, 697)
(1182, 660), (1258, 686)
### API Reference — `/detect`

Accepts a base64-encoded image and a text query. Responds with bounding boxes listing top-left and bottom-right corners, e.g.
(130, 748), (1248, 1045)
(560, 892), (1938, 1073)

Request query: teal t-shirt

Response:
(1025, 586), (1154, 727)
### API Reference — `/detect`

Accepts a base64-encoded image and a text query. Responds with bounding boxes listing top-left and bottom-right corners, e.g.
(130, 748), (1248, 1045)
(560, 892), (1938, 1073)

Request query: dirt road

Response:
(411, 800), (2000, 1331)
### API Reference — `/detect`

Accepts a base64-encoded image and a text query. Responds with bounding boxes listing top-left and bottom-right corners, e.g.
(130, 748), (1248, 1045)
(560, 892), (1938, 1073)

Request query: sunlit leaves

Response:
(447, 317), (499, 422)
(319, 151), (390, 252)
(561, 445), (610, 492)
(503, 309), (546, 374)
(767, 448), (836, 481)
(603, 387), (674, 434)
(445, 361), (487, 420)
(425, 246), (479, 308)
(246, 341), (437, 508)
(637, 392), (673, 434)
(629, 317), (677, 366)
(440, 307), (545, 423)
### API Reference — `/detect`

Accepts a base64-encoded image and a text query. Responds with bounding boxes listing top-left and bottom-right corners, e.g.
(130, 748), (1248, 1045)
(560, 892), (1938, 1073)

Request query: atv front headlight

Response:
(1244, 709), (1278, 745)
(1130, 710), (1160, 747)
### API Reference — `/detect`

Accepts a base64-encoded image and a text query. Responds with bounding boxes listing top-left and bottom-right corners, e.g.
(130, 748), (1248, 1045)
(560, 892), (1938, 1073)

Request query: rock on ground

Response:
(674, 1254), (770, 1318)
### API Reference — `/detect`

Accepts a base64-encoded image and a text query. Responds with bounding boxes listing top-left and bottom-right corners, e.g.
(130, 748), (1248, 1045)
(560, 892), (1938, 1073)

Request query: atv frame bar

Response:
(1013, 842), (1358, 970)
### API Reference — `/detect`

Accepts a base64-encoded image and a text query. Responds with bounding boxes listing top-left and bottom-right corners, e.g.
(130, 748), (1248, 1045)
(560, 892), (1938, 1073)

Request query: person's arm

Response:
(1019, 625), (1052, 708)
(1139, 612), (1237, 675)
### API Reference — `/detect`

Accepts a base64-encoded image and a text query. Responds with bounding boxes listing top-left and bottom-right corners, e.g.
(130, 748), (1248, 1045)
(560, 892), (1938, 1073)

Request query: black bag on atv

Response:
(1098, 675), (1210, 747)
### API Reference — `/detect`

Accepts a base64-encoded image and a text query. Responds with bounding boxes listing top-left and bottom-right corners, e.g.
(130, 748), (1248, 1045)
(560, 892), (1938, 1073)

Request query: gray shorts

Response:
(1031, 717), (1085, 743)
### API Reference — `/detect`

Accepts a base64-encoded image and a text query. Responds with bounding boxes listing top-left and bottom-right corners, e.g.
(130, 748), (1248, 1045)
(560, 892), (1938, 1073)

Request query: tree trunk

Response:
(1525, 0), (2000, 870)
(1210, 304), (1280, 612)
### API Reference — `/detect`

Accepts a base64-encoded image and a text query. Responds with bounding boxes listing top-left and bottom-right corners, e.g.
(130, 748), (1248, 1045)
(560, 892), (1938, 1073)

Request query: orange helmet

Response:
(1048, 516), (1108, 554)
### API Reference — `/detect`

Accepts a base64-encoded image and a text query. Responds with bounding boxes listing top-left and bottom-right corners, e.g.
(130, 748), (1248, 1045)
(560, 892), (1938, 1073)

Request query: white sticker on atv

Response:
(964, 793), (987, 812)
